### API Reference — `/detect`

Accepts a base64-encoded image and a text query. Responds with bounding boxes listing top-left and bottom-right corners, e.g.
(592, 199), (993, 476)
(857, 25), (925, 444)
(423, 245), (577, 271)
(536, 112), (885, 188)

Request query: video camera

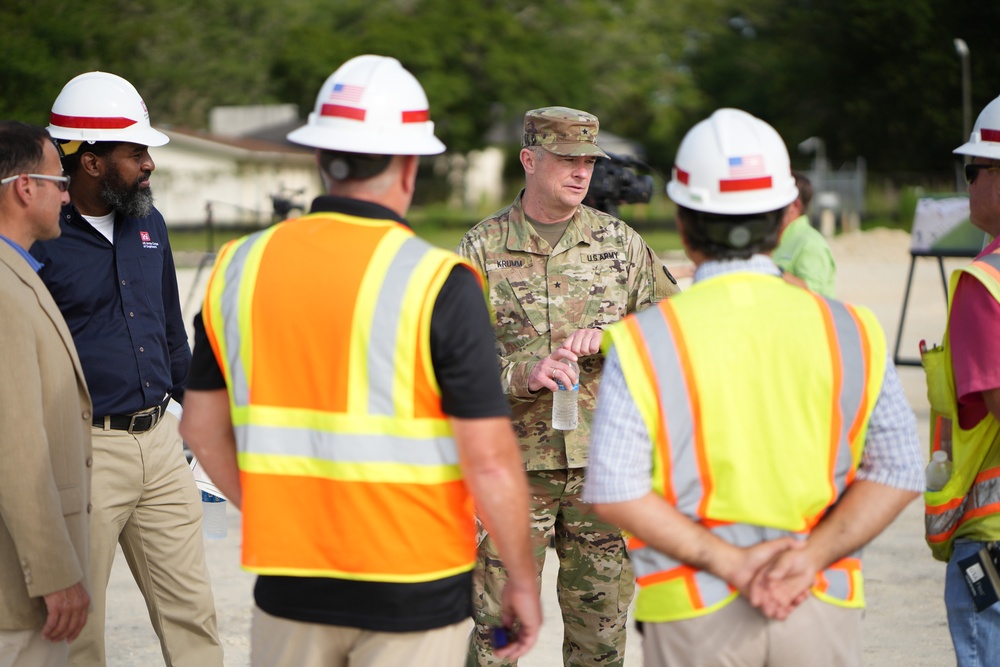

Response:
(270, 186), (306, 223)
(583, 152), (655, 219)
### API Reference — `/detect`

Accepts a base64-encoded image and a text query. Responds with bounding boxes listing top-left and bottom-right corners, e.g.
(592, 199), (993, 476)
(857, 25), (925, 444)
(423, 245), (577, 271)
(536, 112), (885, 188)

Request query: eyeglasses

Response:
(0, 173), (71, 192)
(964, 163), (1000, 185)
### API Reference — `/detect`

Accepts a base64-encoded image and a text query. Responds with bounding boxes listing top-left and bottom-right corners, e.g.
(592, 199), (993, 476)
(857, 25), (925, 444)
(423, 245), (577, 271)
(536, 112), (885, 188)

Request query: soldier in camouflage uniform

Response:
(459, 107), (674, 666)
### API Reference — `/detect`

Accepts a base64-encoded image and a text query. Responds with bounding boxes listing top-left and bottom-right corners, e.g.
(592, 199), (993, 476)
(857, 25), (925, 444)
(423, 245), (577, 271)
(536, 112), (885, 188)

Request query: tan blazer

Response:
(0, 241), (92, 630)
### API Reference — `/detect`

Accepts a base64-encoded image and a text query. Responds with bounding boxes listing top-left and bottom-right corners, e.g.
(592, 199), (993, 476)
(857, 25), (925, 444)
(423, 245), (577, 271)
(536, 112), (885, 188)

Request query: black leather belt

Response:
(93, 397), (171, 433)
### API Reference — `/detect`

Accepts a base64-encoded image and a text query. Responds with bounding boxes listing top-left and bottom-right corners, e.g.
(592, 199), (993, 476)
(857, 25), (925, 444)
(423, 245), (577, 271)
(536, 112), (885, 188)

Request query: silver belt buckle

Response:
(127, 405), (159, 434)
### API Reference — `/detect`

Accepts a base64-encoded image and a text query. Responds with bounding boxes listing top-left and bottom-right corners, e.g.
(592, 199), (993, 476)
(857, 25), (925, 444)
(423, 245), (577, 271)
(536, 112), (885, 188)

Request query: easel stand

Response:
(893, 252), (950, 367)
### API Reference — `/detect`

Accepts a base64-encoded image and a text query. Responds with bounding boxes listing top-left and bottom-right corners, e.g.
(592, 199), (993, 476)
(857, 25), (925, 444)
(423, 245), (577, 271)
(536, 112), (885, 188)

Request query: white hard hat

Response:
(954, 94), (1000, 160)
(667, 108), (797, 215)
(287, 55), (445, 156)
(47, 72), (169, 148)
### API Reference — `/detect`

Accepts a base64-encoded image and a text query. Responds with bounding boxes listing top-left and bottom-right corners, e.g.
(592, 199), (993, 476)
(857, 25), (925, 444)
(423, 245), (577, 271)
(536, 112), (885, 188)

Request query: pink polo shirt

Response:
(950, 236), (1000, 429)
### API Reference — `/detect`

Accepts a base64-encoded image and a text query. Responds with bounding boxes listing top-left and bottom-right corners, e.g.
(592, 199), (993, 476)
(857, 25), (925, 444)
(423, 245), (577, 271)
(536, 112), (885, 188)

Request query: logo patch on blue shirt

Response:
(140, 231), (159, 250)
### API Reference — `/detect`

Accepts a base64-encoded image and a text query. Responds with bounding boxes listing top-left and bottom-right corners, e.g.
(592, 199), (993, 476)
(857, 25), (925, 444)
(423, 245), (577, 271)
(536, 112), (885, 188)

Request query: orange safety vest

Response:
(924, 249), (1000, 561)
(605, 273), (886, 622)
(202, 211), (478, 583)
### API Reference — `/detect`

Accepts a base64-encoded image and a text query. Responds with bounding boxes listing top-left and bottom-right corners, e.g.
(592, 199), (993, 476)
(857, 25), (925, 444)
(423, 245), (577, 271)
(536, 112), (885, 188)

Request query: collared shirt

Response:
(584, 255), (925, 504)
(30, 202), (190, 416)
(949, 235), (1000, 429)
(772, 215), (837, 297)
(0, 234), (43, 272)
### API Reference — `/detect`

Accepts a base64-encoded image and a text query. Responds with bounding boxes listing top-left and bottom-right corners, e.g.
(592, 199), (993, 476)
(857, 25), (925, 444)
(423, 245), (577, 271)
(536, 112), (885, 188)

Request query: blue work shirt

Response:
(0, 234), (43, 272)
(30, 202), (190, 416)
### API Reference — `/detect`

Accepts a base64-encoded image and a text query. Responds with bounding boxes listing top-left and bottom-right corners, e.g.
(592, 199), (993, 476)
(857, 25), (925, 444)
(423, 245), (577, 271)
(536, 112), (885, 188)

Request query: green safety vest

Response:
(924, 249), (1000, 561)
(605, 272), (886, 622)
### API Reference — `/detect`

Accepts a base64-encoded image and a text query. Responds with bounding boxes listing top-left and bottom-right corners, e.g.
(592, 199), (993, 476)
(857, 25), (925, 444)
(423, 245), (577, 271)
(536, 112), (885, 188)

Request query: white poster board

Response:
(909, 194), (982, 257)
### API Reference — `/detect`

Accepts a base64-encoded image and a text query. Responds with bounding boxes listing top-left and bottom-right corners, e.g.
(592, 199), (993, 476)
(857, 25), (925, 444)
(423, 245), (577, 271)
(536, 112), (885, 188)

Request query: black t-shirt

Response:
(186, 196), (509, 631)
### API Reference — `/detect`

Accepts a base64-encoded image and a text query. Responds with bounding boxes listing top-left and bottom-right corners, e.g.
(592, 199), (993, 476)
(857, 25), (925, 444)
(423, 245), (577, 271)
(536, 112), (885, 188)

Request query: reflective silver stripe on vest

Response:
(630, 294), (872, 605)
(821, 298), (868, 496)
(822, 566), (852, 600)
(636, 297), (869, 516)
(635, 307), (702, 515)
(631, 523), (764, 577)
(234, 424), (459, 465)
(978, 252), (1000, 272)
(925, 252), (1000, 541)
(217, 225), (439, 416)
(220, 231), (269, 406)
(927, 474), (1000, 539)
(631, 524), (767, 607)
(367, 235), (431, 416)
(631, 523), (862, 604)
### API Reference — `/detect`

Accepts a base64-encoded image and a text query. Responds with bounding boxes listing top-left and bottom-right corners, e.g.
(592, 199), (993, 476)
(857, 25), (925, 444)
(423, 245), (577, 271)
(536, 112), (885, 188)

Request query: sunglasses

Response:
(964, 163), (1000, 185)
(0, 173), (71, 192)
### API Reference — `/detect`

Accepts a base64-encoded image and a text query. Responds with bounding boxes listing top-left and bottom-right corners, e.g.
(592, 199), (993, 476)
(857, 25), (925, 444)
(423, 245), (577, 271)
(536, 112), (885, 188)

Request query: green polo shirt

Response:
(773, 215), (836, 297)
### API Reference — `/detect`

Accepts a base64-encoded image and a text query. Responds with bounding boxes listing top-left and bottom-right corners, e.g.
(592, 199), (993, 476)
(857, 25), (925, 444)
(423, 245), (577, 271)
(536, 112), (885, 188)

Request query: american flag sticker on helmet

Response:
(728, 155), (765, 178)
(327, 83), (365, 103)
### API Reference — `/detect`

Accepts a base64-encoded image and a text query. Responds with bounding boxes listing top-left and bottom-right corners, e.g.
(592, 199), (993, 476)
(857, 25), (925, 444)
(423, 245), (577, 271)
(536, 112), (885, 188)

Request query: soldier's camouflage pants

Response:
(468, 468), (635, 667)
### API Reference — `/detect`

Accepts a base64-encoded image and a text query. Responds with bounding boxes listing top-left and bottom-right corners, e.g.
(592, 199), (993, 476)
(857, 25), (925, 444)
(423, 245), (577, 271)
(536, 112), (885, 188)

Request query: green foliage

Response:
(684, 0), (1000, 172)
(3, 0), (999, 185)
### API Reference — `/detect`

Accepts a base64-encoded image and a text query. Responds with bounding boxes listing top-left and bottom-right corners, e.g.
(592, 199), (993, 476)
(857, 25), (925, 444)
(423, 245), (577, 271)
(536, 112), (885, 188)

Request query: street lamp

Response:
(798, 136), (827, 187)
(954, 38), (971, 143)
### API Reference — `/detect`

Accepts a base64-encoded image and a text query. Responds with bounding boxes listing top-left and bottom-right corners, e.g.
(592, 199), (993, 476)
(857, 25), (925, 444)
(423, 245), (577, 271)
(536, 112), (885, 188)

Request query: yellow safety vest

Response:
(605, 273), (886, 622)
(203, 211), (478, 583)
(924, 249), (1000, 561)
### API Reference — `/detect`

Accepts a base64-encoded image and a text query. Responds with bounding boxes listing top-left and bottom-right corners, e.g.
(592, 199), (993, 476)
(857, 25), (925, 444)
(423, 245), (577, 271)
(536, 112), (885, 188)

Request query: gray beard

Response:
(101, 181), (154, 218)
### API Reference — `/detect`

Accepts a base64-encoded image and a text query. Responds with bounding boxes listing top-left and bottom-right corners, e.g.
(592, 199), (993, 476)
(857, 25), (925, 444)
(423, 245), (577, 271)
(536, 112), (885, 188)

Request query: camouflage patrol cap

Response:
(522, 106), (609, 158)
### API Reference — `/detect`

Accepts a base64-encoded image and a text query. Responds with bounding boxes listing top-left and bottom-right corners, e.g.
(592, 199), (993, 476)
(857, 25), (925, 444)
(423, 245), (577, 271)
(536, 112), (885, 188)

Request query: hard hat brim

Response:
(129, 126), (170, 148)
(287, 124), (445, 156)
(953, 141), (1000, 160)
(47, 123), (170, 148)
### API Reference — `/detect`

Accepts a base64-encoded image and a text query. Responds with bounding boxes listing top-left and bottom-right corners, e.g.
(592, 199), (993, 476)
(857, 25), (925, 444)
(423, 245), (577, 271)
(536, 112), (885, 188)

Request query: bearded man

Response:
(30, 72), (223, 667)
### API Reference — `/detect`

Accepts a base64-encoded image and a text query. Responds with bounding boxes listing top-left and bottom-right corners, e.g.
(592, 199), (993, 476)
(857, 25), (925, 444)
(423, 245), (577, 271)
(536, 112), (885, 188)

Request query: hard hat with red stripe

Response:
(954, 94), (1000, 160)
(47, 72), (169, 150)
(666, 108), (797, 216)
(287, 55), (445, 156)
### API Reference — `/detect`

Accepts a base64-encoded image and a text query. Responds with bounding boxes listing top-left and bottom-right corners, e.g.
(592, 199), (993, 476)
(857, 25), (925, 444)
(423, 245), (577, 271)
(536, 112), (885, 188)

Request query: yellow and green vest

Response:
(924, 249), (1000, 561)
(605, 273), (886, 622)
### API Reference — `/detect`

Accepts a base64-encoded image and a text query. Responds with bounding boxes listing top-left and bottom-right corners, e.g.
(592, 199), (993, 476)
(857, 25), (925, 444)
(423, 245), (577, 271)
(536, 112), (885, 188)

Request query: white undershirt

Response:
(82, 212), (115, 243)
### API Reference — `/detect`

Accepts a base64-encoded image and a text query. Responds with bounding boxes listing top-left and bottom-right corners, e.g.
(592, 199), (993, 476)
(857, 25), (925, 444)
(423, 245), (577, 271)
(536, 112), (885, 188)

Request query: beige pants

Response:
(251, 606), (473, 667)
(69, 413), (222, 666)
(0, 629), (67, 667)
(641, 595), (862, 667)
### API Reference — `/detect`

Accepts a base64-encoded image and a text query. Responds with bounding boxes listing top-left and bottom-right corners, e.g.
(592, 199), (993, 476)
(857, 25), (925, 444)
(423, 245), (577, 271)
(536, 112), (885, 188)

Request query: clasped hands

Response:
(721, 537), (820, 621)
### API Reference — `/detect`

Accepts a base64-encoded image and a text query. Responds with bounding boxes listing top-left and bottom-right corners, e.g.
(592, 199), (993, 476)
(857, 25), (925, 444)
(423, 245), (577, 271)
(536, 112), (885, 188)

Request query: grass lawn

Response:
(168, 220), (683, 258)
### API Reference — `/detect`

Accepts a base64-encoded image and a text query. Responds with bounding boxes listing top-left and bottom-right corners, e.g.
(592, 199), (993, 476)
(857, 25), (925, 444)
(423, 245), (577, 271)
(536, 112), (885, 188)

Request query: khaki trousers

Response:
(251, 606), (473, 667)
(641, 595), (862, 667)
(69, 413), (222, 666)
(0, 629), (67, 667)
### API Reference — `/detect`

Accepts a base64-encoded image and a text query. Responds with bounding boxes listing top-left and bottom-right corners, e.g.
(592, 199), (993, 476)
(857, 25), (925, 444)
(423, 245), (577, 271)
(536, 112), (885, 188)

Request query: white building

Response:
(150, 106), (320, 227)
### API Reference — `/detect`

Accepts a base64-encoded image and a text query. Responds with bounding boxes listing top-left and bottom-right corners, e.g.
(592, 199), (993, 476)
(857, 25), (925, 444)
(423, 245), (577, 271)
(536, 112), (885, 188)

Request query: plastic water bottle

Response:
(201, 490), (228, 539)
(552, 360), (580, 431)
(925, 450), (953, 492)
